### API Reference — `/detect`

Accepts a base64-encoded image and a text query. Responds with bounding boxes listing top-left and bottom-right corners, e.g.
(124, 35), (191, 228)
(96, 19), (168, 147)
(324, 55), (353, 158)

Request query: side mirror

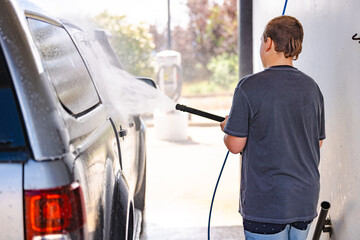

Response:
(136, 77), (157, 89)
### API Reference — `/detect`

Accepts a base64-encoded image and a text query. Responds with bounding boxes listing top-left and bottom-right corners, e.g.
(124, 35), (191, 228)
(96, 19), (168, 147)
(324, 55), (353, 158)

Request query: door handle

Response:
(119, 127), (128, 138)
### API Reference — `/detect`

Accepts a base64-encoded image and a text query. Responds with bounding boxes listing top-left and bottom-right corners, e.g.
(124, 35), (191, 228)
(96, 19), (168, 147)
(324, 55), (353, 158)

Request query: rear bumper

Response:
(0, 163), (24, 240)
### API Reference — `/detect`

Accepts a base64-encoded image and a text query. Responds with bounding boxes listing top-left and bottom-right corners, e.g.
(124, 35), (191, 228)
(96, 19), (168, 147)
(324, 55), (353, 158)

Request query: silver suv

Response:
(0, 0), (148, 239)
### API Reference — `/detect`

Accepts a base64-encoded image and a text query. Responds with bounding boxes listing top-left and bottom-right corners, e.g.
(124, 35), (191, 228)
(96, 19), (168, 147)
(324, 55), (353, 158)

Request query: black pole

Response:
(167, 0), (172, 49)
(312, 201), (331, 240)
(237, 0), (253, 78)
(175, 104), (225, 122)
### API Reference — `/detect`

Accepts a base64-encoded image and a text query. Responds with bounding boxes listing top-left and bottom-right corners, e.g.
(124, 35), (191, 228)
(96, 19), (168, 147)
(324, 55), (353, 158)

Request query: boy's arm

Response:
(220, 116), (247, 154)
(223, 134), (247, 154)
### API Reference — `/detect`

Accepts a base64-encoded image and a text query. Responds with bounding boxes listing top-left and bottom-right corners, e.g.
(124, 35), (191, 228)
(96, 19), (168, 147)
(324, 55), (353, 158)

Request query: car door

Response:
(65, 25), (139, 192)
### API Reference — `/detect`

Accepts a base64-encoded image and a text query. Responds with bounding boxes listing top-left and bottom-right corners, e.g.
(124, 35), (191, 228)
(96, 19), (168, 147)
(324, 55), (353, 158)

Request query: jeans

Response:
(244, 223), (311, 240)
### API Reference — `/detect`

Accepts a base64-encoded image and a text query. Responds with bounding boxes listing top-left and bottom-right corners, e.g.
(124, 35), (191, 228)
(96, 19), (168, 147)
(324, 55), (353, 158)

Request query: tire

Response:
(127, 204), (134, 240)
(134, 161), (146, 213)
(110, 176), (131, 240)
(134, 161), (146, 234)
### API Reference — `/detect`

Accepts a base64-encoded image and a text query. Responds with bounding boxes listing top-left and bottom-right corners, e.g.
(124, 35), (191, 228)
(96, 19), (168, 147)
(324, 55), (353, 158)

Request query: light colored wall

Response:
(253, 1), (360, 239)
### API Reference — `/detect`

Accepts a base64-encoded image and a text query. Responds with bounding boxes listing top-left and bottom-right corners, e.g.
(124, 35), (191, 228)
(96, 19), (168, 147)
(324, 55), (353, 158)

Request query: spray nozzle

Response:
(175, 104), (225, 122)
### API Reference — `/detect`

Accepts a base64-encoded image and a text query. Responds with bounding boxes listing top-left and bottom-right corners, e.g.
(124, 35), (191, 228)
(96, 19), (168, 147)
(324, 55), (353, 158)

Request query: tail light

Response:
(25, 182), (86, 240)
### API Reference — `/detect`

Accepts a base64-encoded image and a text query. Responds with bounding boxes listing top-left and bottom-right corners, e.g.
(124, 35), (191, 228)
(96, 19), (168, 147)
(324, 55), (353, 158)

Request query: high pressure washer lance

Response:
(175, 103), (227, 240)
(175, 104), (225, 122)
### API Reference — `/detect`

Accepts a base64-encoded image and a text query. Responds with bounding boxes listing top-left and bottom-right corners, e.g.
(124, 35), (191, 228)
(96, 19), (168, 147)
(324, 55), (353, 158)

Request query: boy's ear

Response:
(265, 37), (273, 52)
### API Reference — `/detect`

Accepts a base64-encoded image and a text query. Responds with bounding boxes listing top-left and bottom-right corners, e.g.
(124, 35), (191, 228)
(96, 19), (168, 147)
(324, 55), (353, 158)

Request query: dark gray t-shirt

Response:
(224, 65), (325, 224)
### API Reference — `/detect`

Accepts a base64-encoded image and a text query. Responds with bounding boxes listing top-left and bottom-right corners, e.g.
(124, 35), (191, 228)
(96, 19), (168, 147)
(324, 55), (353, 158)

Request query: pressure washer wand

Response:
(175, 104), (225, 122)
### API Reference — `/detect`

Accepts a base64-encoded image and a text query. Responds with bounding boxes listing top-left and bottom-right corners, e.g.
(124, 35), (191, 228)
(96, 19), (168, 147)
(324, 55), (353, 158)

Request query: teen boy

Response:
(220, 16), (325, 239)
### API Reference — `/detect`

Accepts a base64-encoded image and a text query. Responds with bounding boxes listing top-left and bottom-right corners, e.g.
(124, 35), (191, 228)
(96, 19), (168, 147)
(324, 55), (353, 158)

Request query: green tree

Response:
(187, 0), (215, 77)
(207, 52), (238, 88)
(94, 11), (155, 77)
(185, 0), (238, 81)
(187, 0), (238, 65)
(149, 0), (238, 84)
(217, 0), (238, 54)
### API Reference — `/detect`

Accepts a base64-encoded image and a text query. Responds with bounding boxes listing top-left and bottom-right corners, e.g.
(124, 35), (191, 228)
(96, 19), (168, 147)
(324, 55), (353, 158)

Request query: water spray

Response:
(175, 104), (225, 122)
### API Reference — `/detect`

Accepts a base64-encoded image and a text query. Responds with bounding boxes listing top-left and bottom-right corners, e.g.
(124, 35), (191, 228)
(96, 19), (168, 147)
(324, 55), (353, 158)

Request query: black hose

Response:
(175, 104), (225, 122)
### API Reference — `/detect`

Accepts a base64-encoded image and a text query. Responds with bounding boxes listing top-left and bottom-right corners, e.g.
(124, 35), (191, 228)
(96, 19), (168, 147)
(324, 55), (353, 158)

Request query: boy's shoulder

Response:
(237, 66), (316, 89)
(236, 69), (270, 89)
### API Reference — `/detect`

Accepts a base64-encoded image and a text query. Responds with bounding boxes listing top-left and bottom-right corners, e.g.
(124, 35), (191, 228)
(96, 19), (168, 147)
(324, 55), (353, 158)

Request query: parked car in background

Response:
(0, 0), (149, 239)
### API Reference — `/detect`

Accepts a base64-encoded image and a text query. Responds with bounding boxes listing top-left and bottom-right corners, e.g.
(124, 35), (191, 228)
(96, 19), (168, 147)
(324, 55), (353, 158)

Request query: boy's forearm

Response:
(224, 134), (247, 154)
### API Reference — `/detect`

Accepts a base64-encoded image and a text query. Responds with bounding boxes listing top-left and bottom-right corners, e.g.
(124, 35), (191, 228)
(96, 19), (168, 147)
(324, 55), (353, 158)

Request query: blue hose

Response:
(207, 150), (230, 240)
(282, 0), (288, 15)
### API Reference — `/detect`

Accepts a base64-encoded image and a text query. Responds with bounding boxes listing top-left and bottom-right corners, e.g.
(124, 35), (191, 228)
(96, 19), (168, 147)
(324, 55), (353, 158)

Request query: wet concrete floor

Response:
(140, 122), (245, 240)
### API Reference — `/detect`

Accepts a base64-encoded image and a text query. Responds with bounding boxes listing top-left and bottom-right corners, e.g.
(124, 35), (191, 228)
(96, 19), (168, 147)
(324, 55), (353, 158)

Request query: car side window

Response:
(27, 18), (100, 116)
(0, 46), (27, 152)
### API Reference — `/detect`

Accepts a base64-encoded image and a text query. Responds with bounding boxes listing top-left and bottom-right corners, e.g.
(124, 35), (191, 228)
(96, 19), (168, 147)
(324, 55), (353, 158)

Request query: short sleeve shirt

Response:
(224, 65), (325, 224)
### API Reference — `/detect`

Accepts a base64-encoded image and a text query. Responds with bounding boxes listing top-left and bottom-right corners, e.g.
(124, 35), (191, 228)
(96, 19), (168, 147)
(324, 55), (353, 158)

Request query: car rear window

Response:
(0, 46), (29, 161)
(27, 18), (100, 116)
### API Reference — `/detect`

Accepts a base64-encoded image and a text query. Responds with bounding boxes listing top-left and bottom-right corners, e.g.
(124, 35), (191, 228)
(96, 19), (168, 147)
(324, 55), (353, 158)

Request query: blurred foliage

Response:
(182, 80), (236, 96)
(183, 80), (217, 95)
(187, 0), (238, 68)
(150, 0), (238, 87)
(94, 11), (155, 77)
(207, 53), (238, 88)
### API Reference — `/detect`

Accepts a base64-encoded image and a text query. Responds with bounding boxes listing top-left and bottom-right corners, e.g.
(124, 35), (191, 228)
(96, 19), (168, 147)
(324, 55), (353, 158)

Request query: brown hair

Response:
(263, 16), (304, 60)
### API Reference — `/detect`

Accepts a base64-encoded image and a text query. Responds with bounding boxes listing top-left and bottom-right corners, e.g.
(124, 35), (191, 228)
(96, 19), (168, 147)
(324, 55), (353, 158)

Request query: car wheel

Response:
(134, 161), (146, 213)
(110, 176), (132, 240)
(127, 204), (134, 240)
(134, 161), (146, 233)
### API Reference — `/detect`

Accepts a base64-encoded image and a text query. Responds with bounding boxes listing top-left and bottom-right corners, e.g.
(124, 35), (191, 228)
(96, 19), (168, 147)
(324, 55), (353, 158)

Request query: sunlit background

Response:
(25, 1), (360, 239)
(32, 0), (190, 28)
